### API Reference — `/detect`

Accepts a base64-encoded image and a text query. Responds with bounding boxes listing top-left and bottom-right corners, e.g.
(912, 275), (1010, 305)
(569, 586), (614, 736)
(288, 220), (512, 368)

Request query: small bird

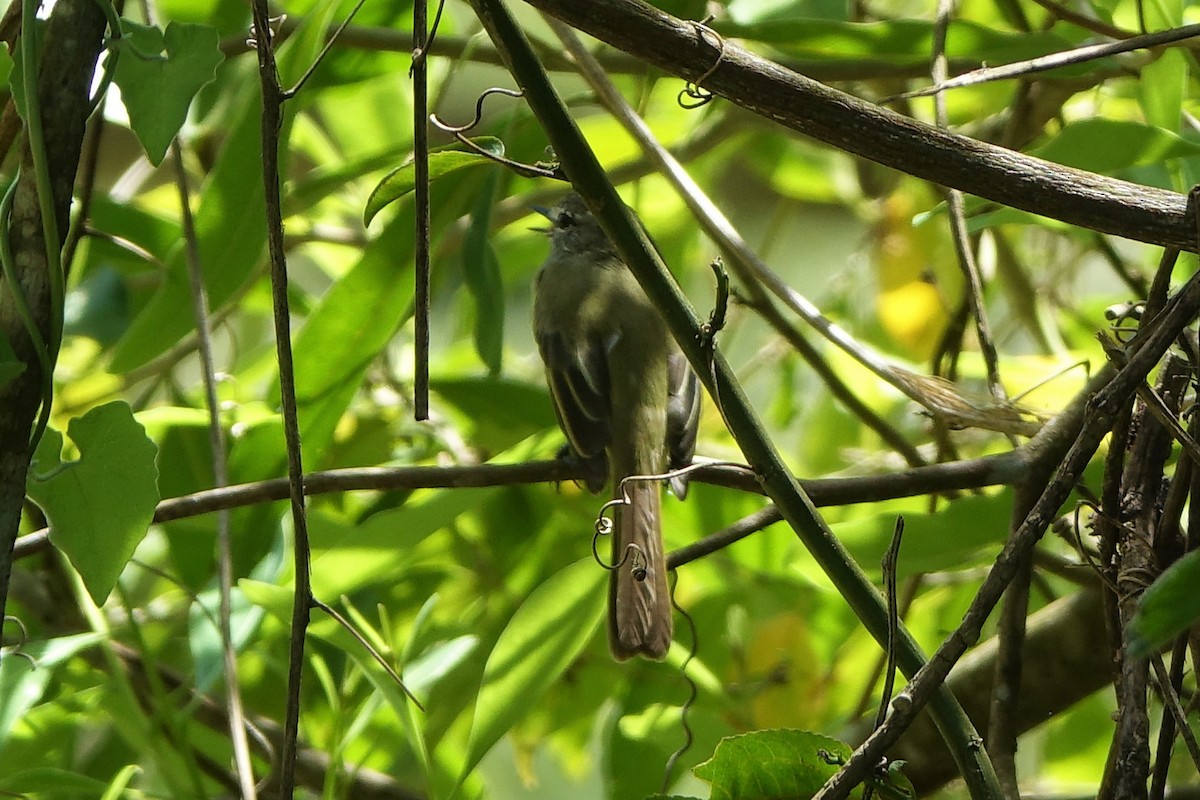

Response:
(532, 192), (701, 661)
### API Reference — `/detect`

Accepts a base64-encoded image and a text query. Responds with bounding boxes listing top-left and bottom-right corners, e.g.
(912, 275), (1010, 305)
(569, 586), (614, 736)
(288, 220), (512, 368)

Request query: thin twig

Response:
(892, 22), (1200, 100)
(412, 0), (430, 421)
(875, 517), (904, 731)
(12, 437), (1049, 563)
(310, 597), (423, 709)
(249, 2), (314, 794)
(282, 0), (370, 98)
(171, 138), (258, 799)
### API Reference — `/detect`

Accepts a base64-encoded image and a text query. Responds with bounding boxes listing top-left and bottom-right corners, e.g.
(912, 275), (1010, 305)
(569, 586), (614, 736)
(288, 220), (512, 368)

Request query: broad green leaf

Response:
(109, 7), (331, 372)
(1031, 119), (1200, 175)
(830, 490), (1012, 580)
(309, 487), (496, 598)
(284, 142), (410, 216)
(26, 402), (160, 604)
(1139, 48), (1186, 133)
(0, 633), (104, 744)
(1129, 548), (1200, 657)
(458, 557), (606, 784)
(288, 168), (493, 460)
(462, 171), (506, 374)
(694, 730), (863, 800)
(63, 265), (128, 345)
(431, 377), (557, 453)
(188, 533), (284, 692)
(113, 21), (224, 165)
(404, 635), (479, 698)
(287, 212), (415, 458)
(0, 330), (24, 390)
(363, 137), (505, 226)
(0, 768), (110, 795)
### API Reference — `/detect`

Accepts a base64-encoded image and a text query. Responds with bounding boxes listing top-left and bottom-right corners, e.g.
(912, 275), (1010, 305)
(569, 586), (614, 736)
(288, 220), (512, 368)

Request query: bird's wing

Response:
(537, 330), (613, 490)
(665, 350), (701, 498)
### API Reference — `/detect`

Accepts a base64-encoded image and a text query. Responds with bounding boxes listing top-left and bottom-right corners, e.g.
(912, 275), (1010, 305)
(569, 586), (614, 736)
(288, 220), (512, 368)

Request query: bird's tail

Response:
(609, 477), (672, 660)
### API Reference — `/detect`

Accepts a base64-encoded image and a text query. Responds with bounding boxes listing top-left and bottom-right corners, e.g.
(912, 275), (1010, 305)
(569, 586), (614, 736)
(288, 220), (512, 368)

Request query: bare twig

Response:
(892, 22), (1200, 100)
(412, 0), (430, 421)
(249, 2), (315, 793)
(171, 137), (258, 798)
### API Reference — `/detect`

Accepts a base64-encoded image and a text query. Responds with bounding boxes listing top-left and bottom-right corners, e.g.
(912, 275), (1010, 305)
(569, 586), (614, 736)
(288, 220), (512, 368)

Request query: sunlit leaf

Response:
(694, 729), (862, 800)
(108, 7), (332, 372)
(112, 21), (224, 165)
(363, 137), (505, 226)
(462, 171), (506, 374)
(458, 557), (606, 784)
(0, 633), (104, 744)
(1032, 119), (1200, 174)
(26, 402), (159, 604)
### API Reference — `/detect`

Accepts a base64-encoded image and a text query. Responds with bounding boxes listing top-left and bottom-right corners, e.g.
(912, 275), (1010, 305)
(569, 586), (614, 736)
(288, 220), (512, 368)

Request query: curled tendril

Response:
(592, 461), (747, 577)
(662, 570), (698, 790)
(246, 14), (287, 49)
(430, 88), (563, 179)
(1, 615), (35, 667)
(409, 0), (449, 75)
(1071, 500), (1120, 593)
(678, 16), (725, 109)
(1104, 301), (1144, 344)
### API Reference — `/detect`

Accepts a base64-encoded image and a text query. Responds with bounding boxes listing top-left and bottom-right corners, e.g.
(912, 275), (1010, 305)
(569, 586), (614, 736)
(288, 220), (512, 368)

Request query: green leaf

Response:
(0, 768), (110, 796)
(113, 21), (224, 165)
(363, 137), (505, 226)
(0, 330), (25, 390)
(1139, 47), (1186, 132)
(1129, 548), (1200, 657)
(27, 402), (160, 604)
(458, 557), (606, 784)
(286, 213), (414, 458)
(63, 265), (129, 345)
(1031, 119), (1200, 174)
(284, 142), (410, 216)
(0, 633), (105, 744)
(431, 377), (557, 453)
(462, 171), (506, 374)
(830, 490), (1012, 580)
(109, 7), (331, 372)
(100, 764), (141, 800)
(694, 730), (859, 800)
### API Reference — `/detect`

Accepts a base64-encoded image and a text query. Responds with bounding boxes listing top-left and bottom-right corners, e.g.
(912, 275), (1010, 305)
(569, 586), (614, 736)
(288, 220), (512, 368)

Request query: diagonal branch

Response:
(521, 0), (1194, 251)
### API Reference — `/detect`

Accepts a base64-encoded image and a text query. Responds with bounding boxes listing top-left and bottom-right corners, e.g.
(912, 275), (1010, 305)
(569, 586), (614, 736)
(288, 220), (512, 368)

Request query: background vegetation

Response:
(2, 0), (1199, 798)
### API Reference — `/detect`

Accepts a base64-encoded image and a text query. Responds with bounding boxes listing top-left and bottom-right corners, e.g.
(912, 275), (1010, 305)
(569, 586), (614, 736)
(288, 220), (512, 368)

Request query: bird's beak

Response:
(529, 204), (554, 233)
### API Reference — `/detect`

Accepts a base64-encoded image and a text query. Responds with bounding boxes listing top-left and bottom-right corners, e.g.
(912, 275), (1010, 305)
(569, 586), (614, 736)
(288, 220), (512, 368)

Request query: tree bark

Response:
(0, 0), (107, 647)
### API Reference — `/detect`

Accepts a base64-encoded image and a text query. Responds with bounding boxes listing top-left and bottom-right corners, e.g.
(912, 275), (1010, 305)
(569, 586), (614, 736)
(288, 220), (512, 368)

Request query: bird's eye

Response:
(556, 211), (575, 228)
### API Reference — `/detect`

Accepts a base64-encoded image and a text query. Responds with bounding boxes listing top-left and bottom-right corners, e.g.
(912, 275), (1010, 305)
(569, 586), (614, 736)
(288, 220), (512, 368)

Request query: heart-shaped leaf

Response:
(113, 20), (224, 165)
(27, 402), (160, 603)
